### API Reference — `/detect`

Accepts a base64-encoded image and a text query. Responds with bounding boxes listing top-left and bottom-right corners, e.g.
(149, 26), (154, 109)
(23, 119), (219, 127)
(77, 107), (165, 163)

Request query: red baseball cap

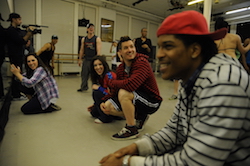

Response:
(157, 10), (227, 40)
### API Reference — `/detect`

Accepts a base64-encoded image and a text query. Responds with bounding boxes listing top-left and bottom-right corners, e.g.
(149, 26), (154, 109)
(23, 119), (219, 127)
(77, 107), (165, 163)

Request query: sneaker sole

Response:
(111, 133), (139, 141)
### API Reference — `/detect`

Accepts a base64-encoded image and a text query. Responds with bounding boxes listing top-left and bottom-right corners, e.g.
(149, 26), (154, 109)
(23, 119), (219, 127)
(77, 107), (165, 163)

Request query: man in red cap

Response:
(99, 10), (250, 166)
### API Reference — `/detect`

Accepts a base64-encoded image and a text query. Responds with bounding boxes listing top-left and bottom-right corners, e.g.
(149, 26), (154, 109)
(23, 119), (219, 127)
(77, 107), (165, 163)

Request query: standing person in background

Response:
(110, 41), (118, 71)
(134, 28), (152, 62)
(6, 13), (34, 100)
(24, 39), (34, 56)
(77, 23), (102, 92)
(36, 35), (58, 76)
(0, 14), (5, 98)
(244, 37), (250, 71)
(10, 54), (60, 114)
(99, 10), (250, 166)
(214, 17), (250, 73)
(87, 56), (119, 123)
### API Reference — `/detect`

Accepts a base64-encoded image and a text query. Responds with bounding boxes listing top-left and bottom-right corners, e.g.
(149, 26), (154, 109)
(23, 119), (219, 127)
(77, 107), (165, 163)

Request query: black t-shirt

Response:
(134, 37), (152, 57)
(6, 26), (27, 64)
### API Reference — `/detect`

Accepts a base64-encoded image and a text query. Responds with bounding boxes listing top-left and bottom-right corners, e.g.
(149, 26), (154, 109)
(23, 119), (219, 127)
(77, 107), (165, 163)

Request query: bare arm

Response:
(96, 37), (102, 55)
(51, 54), (55, 68)
(236, 35), (250, 55)
(36, 43), (51, 56)
(78, 37), (85, 66)
(23, 27), (34, 42)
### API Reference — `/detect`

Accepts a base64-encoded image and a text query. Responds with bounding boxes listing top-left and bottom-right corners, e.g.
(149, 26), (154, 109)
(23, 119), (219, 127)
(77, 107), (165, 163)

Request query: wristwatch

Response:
(123, 155), (131, 166)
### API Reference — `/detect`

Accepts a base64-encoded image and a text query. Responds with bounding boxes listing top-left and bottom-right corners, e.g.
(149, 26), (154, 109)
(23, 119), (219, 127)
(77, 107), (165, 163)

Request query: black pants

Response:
(20, 85), (52, 114)
(91, 90), (114, 123)
(9, 59), (23, 98)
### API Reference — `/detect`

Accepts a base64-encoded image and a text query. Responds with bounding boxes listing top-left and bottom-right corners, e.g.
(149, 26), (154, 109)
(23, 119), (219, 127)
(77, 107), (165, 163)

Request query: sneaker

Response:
(12, 95), (27, 101)
(136, 115), (149, 132)
(77, 88), (88, 92)
(111, 125), (139, 141)
(50, 103), (62, 111)
(169, 94), (177, 100)
(77, 89), (83, 92)
(94, 118), (104, 124)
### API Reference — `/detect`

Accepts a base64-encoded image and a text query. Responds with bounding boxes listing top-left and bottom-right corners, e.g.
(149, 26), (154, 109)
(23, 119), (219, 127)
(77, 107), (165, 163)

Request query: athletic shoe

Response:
(136, 115), (149, 132)
(77, 88), (88, 92)
(12, 95), (27, 101)
(169, 94), (177, 100)
(94, 118), (104, 124)
(50, 103), (62, 111)
(111, 125), (139, 140)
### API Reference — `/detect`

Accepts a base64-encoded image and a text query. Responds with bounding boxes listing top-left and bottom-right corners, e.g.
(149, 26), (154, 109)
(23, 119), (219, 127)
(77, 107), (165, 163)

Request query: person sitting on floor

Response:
(87, 55), (121, 123)
(10, 53), (61, 114)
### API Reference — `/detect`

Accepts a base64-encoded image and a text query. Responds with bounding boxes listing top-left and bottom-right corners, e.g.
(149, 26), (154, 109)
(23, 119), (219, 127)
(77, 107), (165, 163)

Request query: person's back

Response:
(215, 33), (239, 58)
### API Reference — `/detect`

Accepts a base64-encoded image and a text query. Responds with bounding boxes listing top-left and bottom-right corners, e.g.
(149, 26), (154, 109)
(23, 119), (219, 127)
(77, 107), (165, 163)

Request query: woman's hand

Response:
(10, 64), (21, 75)
(92, 84), (100, 90)
(87, 104), (94, 112)
(10, 64), (23, 81)
(100, 102), (110, 115)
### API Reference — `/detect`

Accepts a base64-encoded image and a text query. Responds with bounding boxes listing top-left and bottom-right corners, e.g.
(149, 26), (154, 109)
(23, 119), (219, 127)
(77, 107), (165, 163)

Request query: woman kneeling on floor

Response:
(10, 53), (60, 114)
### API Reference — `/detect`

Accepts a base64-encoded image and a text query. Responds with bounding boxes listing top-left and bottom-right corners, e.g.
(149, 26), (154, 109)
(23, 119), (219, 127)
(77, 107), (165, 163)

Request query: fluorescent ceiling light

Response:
(225, 7), (250, 15)
(188, 0), (204, 5)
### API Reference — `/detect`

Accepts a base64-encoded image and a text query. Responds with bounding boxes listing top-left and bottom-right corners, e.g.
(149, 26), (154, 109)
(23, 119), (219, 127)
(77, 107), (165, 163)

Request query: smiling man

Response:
(99, 10), (250, 166)
(100, 36), (162, 140)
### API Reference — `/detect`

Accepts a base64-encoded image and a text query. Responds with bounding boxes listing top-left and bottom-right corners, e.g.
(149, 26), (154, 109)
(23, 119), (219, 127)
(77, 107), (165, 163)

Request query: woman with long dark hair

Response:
(10, 53), (60, 114)
(88, 55), (119, 123)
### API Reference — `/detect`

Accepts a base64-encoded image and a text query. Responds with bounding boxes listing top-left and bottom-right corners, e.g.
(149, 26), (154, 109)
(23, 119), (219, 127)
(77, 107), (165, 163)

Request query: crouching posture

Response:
(100, 36), (162, 140)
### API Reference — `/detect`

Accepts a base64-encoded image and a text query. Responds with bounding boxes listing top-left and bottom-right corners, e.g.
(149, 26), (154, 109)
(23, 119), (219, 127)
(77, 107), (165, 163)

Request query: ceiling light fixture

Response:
(225, 7), (250, 15)
(188, 0), (204, 5)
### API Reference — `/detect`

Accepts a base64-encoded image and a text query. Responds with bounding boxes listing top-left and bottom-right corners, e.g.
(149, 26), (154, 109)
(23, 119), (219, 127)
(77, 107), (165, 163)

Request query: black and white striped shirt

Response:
(132, 53), (250, 166)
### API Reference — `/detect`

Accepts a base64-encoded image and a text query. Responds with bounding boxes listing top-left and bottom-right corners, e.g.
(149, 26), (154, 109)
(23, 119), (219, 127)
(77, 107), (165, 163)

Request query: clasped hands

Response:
(99, 143), (138, 166)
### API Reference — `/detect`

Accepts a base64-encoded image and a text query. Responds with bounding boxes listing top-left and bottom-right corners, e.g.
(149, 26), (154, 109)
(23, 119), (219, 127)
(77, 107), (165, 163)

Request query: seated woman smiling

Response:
(10, 53), (60, 114)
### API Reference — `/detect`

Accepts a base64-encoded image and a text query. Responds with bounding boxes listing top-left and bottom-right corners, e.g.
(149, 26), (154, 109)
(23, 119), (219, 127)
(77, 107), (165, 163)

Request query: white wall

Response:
(115, 14), (129, 39)
(41, 0), (74, 54)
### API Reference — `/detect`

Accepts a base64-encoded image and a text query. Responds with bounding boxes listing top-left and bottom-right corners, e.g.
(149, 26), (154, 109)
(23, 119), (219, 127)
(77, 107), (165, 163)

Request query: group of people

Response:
(3, 9), (250, 165)
(98, 10), (250, 166)
(1, 12), (61, 114)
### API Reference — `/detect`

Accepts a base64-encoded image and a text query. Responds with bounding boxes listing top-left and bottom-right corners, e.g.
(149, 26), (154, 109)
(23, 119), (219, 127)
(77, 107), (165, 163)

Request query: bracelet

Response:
(123, 155), (131, 166)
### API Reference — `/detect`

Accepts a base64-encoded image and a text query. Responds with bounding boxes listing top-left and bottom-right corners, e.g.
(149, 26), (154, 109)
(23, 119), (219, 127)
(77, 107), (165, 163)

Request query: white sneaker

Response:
(94, 118), (103, 124)
(12, 95), (27, 101)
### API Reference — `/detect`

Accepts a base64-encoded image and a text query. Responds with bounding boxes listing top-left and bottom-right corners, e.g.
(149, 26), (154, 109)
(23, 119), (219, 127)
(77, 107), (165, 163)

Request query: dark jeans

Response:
(91, 90), (114, 123)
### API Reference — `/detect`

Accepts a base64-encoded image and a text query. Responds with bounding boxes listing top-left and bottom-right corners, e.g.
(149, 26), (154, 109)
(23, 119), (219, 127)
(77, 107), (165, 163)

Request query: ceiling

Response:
(77, 0), (250, 23)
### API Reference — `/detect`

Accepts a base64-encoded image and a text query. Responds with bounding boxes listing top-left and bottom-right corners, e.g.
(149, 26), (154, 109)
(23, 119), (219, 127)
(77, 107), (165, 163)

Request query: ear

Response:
(190, 43), (201, 59)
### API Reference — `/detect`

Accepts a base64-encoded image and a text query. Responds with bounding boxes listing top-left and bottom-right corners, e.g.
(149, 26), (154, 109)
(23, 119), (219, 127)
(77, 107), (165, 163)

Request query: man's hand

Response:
(99, 153), (123, 166)
(78, 59), (82, 67)
(99, 143), (139, 166)
(141, 44), (148, 49)
(27, 26), (35, 32)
